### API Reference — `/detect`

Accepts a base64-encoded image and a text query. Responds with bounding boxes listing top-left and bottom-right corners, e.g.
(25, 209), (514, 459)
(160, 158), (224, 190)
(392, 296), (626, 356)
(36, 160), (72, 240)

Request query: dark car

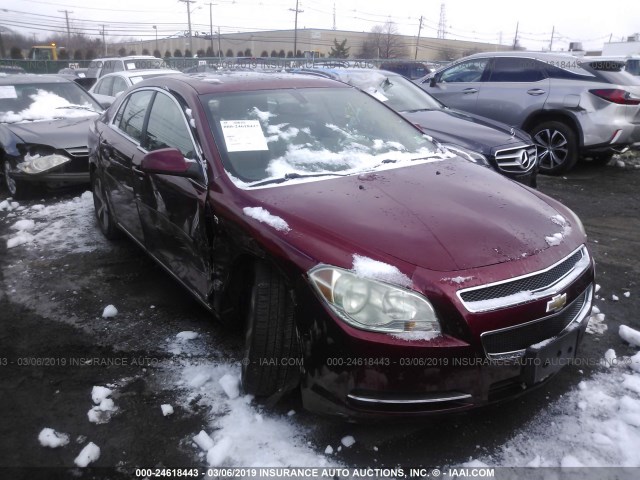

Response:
(89, 72), (594, 419)
(295, 68), (538, 186)
(379, 61), (431, 80)
(0, 65), (27, 75)
(1, 74), (103, 198)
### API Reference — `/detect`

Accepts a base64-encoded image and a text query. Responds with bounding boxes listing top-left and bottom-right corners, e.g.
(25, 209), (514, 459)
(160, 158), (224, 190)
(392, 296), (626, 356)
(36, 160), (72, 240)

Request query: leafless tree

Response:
(361, 21), (408, 59)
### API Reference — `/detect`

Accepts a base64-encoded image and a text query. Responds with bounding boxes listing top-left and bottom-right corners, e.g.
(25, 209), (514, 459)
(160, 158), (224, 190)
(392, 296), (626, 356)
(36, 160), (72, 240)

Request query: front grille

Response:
(481, 287), (589, 358)
(459, 246), (586, 309)
(494, 145), (537, 173)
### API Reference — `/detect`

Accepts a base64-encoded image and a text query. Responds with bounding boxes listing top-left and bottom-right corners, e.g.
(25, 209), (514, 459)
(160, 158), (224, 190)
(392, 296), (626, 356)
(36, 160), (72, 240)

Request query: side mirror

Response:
(100, 99), (113, 109)
(141, 148), (202, 180)
(429, 76), (437, 87)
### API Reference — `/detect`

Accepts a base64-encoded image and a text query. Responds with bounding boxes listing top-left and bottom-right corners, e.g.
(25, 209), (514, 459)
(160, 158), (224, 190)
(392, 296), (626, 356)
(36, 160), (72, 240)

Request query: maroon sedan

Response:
(88, 72), (594, 419)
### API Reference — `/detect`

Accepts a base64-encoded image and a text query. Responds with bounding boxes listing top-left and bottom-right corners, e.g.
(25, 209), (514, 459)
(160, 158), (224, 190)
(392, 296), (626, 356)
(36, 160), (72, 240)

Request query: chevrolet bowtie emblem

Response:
(546, 293), (567, 313)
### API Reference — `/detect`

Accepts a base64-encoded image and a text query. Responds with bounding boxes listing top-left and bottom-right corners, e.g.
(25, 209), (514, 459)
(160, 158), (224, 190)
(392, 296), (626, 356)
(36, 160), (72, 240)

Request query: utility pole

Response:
(179, 0), (196, 54)
(332, 2), (336, 30)
(218, 26), (222, 60)
(59, 9), (73, 47)
(414, 16), (423, 60)
(513, 21), (519, 50)
(549, 25), (555, 51)
(208, 3), (215, 55)
(289, 0), (303, 58)
(99, 25), (107, 56)
(437, 3), (446, 39)
(153, 25), (158, 53)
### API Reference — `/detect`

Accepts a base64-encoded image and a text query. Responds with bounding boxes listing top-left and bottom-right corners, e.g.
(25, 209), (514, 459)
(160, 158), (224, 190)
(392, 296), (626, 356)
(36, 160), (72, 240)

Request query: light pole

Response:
(153, 25), (158, 54)
(289, 0), (303, 58)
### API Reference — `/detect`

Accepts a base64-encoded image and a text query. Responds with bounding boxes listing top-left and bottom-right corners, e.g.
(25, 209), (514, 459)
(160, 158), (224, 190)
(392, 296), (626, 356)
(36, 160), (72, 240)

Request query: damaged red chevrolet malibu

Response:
(88, 72), (594, 419)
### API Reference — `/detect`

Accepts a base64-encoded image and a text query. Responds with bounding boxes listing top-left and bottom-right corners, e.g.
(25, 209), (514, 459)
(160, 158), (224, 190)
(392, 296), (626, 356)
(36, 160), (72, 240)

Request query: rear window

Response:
(581, 61), (640, 86)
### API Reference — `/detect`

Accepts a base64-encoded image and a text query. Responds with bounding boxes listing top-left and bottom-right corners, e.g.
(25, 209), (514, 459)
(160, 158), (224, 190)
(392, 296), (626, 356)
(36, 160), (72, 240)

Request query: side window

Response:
(439, 58), (490, 83)
(489, 57), (545, 82)
(112, 77), (128, 96)
(113, 61), (125, 72)
(144, 93), (196, 158)
(94, 77), (113, 95)
(116, 90), (154, 142)
(101, 61), (114, 76)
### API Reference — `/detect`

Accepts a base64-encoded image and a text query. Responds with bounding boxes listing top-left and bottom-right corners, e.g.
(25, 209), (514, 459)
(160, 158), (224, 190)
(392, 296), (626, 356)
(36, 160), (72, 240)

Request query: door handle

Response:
(527, 89), (546, 96)
(462, 88), (478, 94)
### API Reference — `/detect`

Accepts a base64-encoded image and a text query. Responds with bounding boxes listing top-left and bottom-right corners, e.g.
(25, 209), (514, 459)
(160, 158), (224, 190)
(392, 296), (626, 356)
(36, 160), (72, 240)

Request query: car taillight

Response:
(589, 89), (640, 105)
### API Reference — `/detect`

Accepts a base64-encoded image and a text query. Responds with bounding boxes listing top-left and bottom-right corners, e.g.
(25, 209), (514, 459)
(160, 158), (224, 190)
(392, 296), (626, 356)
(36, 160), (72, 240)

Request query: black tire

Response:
(530, 121), (578, 175)
(3, 160), (31, 200)
(91, 171), (120, 240)
(242, 261), (301, 397)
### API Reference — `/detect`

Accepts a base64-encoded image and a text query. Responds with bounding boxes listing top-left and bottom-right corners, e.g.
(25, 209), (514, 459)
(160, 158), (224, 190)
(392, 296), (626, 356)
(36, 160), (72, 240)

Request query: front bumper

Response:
(11, 171), (89, 186)
(296, 249), (594, 420)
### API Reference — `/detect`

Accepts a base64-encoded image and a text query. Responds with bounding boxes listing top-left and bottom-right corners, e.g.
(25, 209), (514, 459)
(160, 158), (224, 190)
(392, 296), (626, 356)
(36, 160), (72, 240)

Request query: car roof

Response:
(90, 55), (159, 62)
(138, 71), (348, 94)
(463, 51), (582, 62)
(97, 69), (180, 79)
(0, 74), (76, 85)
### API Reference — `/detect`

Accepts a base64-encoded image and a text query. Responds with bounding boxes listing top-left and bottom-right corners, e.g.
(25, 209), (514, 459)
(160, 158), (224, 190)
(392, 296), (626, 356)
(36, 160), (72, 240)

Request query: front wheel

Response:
(3, 161), (30, 199)
(242, 261), (301, 398)
(91, 172), (120, 240)
(530, 121), (578, 175)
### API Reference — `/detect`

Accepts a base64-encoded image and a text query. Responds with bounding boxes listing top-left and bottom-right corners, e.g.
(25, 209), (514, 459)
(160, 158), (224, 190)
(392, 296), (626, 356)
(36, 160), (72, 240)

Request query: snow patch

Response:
(352, 254), (412, 287)
(390, 331), (440, 341)
(243, 206), (290, 232)
(102, 305), (118, 318)
(620, 325), (640, 347)
(74, 442), (100, 468)
(161, 404), (174, 416)
(38, 428), (70, 448)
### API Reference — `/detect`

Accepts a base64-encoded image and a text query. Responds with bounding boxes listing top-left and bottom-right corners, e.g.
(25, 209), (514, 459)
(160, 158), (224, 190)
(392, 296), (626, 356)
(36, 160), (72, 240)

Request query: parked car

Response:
(416, 52), (640, 174)
(295, 67), (538, 186)
(1, 74), (103, 198)
(0, 65), (27, 75)
(89, 72), (594, 418)
(86, 56), (169, 80)
(379, 61), (431, 80)
(88, 69), (180, 105)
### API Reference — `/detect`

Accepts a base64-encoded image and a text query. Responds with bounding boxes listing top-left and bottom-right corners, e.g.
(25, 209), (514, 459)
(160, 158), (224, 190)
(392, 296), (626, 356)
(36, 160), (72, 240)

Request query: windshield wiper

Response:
(403, 108), (437, 113)
(55, 105), (101, 113)
(249, 172), (348, 188)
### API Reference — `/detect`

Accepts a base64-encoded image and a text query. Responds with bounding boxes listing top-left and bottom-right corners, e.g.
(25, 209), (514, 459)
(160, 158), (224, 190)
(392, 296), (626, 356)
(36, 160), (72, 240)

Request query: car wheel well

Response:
(218, 254), (263, 330)
(522, 112), (581, 146)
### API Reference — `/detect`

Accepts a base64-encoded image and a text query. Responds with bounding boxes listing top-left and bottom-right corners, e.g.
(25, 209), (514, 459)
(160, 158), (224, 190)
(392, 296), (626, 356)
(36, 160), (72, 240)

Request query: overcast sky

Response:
(1, 0), (639, 53)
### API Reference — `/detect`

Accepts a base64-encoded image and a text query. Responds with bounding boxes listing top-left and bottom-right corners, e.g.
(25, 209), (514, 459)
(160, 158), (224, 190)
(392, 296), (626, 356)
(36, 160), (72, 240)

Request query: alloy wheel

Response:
(533, 128), (569, 170)
(3, 161), (17, 196)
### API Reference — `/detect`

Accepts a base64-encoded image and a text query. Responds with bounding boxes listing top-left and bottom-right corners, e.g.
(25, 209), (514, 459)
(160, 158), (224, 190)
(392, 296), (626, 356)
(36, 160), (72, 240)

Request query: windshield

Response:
(202, 87), (446, 187)
(0, 81), (102, 123)
(337, 71), (444, 112)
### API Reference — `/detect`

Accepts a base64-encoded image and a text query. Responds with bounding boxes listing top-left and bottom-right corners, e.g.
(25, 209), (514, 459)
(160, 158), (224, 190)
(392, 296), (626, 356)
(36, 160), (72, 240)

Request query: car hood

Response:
(5, 116), (95, 148)
(401, 109), (528, 154)
(241, 158), (578, 272)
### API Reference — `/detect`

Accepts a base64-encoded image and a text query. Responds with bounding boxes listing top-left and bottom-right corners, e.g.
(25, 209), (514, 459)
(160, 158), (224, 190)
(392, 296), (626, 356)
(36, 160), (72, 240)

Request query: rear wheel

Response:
(91, 171), (120, 240)
(242, 261), (301, 397)
(530, 121), (578, 175)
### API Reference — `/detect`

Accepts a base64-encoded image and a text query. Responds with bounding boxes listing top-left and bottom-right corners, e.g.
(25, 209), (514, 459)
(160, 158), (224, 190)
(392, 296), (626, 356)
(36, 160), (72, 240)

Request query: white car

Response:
(88, 69), (180, 105)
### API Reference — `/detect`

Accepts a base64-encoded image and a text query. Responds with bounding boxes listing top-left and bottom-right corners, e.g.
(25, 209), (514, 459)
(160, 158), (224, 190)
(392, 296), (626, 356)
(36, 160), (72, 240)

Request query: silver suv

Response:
(417, 52), (640, 174)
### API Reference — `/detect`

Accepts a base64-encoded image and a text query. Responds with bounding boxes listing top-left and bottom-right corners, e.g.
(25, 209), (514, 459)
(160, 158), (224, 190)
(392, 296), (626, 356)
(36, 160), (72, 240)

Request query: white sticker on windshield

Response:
(220, 120), (269, 152)
(0, 86), (18, 99)
(126, 62), (136, 70)
(366, 87), (388, 102)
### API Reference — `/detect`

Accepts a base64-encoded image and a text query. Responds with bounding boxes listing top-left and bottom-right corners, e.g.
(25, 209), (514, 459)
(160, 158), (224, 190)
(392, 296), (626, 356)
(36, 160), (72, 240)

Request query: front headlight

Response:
(17, 153), (70, 174)
(442, 143), (489, 167)
(309, 266), (440, 334)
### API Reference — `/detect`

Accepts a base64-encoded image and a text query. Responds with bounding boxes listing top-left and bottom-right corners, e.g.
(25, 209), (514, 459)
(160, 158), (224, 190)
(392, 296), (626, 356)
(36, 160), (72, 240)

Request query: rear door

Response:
(100, 89), (155, 243)
(420, 57), (491, 112)
(476, 57), (550, 127)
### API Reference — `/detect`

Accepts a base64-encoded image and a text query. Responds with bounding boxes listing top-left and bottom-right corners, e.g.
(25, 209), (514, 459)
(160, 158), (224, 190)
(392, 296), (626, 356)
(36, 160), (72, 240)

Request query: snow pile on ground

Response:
(161, 404), (174, 416)
(74, 442), (100, 468)
(170, 358), (336, 468)
(465, 324), (640, 467)
(87, 385), (118, 424)
(38, 428), (70, 448)
(3, 193), (110, 254)
(102, 305), (118, 318)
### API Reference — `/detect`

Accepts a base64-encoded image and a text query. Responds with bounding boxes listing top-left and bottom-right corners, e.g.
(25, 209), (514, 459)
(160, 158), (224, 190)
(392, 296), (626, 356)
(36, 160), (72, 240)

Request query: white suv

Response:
(417, 52), (640, 174)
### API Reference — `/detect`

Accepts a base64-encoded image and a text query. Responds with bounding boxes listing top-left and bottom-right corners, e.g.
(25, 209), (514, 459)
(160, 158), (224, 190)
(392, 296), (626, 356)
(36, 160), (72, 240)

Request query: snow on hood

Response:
(240, 159), (582, 272)
(0, 89), (98, 124)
